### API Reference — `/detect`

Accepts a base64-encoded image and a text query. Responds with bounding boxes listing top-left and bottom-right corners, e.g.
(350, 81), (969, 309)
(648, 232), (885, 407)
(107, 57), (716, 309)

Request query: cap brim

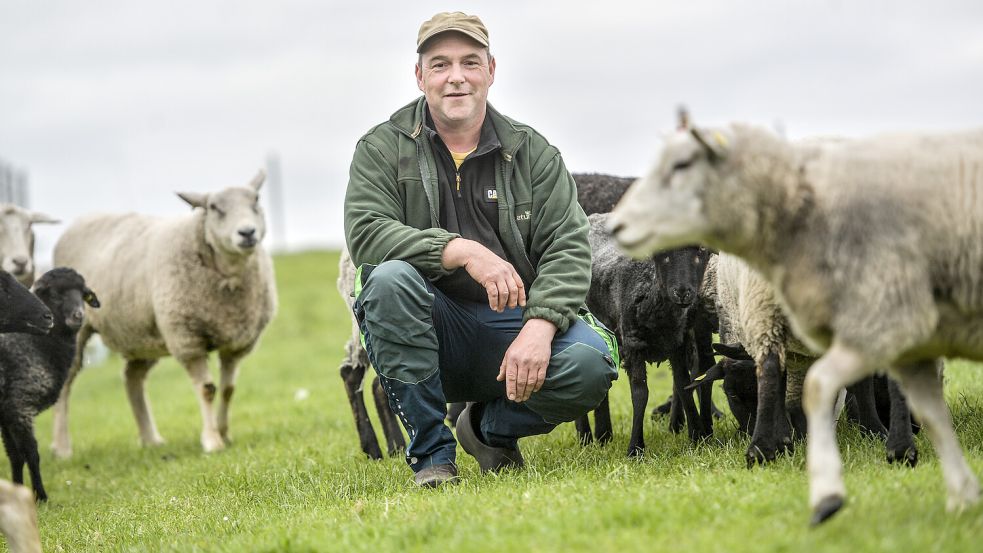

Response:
(417, 27), (489, 53)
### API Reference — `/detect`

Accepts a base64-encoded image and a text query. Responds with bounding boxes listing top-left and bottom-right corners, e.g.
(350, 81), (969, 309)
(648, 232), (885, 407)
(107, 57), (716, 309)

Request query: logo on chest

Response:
(516, 210), (531, 221)
(484, 187), (498, 202)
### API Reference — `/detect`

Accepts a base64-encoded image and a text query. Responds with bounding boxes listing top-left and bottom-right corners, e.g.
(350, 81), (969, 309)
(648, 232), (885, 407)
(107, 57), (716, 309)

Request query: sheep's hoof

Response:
(626, 444), (644, 458)
(201, 434), (226, 453)
(50, 444), (73, 460)
(886, 445), (917, 467)
(810, 495), (844, 526)
(945, 485), (980, 513)
(746, 442), (779, 468)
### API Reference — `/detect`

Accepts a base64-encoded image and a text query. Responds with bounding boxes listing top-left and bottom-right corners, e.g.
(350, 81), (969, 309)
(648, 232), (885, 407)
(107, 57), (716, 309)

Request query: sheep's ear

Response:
(29, 211), (60, 224)
(676, 105), (690, 130)
(82, 287), (100, 308)
(712, 342), (752, 361)
(684, 361), (726, 390)
(177, 192), (208, 209)
(691, 127), (728, 162)
(248, 169), (266, 192)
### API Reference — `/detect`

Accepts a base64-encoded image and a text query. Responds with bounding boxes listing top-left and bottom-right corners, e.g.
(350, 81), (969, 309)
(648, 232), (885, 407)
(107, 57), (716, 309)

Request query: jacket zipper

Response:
(455, 171), (462, 198)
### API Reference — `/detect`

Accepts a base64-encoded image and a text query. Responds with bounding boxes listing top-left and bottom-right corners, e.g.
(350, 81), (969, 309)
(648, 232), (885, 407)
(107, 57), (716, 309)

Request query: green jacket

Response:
(344, 97), (591, 333)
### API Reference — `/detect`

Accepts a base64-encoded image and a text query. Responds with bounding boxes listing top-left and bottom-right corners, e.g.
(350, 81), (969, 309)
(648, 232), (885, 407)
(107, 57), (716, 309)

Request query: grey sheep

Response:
(573, 173), (635, 215)
(49, 170), (277, 457)
(608, 121), (983, 524)
(0, 204), (58, 287)
(0, 268), (98, 501)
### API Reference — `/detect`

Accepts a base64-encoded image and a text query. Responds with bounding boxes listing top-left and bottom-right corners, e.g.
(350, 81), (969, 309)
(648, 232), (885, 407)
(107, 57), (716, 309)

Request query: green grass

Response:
(15, 250), (983, 552)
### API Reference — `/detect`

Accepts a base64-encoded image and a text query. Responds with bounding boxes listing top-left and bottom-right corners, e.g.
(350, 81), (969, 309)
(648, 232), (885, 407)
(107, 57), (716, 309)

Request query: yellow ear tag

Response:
(712, 131), (729, 149)
(693, 372), (707, 382)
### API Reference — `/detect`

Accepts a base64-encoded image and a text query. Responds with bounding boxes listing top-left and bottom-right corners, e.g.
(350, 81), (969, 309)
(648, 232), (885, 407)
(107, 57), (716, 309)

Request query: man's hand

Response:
(442, 238), (527, 312)
(497, 318), (557, 402)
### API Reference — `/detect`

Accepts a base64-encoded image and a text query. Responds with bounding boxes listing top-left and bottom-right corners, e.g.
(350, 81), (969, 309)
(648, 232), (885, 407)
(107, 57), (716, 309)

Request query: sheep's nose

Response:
(11, 256), (29, 272)
(670, 287), (695, 306)
(238, 227), (256, 239)
(42, 312), (54, 327)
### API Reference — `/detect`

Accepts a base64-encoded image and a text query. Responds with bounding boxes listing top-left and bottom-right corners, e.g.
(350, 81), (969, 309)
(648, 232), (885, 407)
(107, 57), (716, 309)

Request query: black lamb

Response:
(573, 173), (634, 215)
(577, 214), (713, 455)
(0, 268), (99, 501)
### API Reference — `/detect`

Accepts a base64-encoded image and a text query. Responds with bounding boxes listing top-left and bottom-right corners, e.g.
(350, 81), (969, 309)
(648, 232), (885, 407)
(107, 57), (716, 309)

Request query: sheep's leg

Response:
(593, 393), (613, 444)
(667, 392), (683, 433)
(785, 362), (808, 439)
(891, 360), (979, 512)
(804, 343), (872, 526)
(0, 479), (42, 553)
(51, 324), (93, 459)
(181, 356), (224, 453)
(13, 424), (44, 502)
(340, 362), (383, 459)
(574, 413), (594, 445)
(371, 376), (405, 457)
(747, 351), (783, 466)
(625, 355), (648, 457)
(0, 425), (24, 486)
(217, 350), (247, 445)
(885, 377), (917, 466)
(695, 325), (716, 434)
(123, 358), (165, 447)
(669, 333), (707, 441)
(845, 377), (888, 438)
(649, 394), (673, 421)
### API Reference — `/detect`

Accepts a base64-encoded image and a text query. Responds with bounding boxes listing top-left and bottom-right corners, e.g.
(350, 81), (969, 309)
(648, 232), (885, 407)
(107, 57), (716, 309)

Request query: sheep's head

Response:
(178, 170), (268, 257)
(653, 246), (712, 308)
(0, 269), (53, 335)
(608, 125), (732, 258)
(31, 268), (97, 333)
(0, 203), (59, 287)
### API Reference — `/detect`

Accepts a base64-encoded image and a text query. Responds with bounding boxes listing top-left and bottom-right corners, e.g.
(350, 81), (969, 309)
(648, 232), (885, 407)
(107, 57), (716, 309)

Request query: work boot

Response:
(413, 463), (459, 488)
(456, 402), (524, 473)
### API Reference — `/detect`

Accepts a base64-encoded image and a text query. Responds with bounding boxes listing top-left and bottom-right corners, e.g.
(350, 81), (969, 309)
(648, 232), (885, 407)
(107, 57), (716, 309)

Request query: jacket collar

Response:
(389, 96), (525, 158)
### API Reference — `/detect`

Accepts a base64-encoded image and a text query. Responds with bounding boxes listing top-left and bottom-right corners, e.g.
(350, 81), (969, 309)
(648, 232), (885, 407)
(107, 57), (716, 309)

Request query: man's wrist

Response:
(522, 317), (558, 340)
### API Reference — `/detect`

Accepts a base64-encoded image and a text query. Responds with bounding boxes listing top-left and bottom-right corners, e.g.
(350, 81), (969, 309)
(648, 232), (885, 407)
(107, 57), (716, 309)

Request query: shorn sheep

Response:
(608, 121), (983, 524)
(338, 247), (405, 459)
(50, 170), (277, 457)
(581, 213), (713, 453)
(0, 268), (99, 501)
(0, 203), (58, 287)
(0, 269), (53, 553)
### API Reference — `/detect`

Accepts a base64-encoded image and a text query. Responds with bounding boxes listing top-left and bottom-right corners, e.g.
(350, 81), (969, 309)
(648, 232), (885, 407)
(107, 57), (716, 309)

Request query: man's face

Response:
(415, 32), (495, 131)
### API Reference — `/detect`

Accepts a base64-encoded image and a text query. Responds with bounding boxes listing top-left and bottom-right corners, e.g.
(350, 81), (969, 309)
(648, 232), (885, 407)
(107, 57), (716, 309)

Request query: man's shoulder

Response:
(357, 98), (425, 148)
(488, 106), (559, 159)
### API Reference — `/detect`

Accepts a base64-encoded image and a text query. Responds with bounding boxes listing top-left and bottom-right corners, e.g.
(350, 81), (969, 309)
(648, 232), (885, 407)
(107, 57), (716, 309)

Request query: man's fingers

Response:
(524, 367), (539, 401)
(506, 277), (520, 309)
(513, 363), (528, 401)
(533, 365), (547, 393)
(497, 356), (507, 382)
(505, 361), (518, 400)
(486, 281), (501, 312)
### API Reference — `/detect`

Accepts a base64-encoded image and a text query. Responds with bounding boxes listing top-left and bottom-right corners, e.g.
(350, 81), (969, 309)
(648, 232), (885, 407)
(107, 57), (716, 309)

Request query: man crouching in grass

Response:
(343, 11), (618, 487)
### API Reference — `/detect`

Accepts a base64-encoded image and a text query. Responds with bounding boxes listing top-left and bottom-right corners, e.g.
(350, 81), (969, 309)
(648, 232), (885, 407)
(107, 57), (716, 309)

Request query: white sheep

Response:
(0, 203), (59, 287)
(49, 170), (277, 456)
(608, 122), (983, 524)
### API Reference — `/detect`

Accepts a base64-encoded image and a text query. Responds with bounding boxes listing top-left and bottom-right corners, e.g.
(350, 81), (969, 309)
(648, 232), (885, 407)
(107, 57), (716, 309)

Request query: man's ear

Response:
(487, 55), (496, 86)
(415, 62), (425, 92)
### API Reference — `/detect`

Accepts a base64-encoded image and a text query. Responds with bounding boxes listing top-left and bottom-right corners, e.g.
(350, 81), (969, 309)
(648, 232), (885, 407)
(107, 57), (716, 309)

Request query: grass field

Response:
(14, 250), (983, 552)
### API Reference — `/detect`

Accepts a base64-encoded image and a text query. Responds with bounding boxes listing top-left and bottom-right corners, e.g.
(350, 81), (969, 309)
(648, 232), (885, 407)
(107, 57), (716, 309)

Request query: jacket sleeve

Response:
(344, 137), (459, 278)
(522, 150), (591, 333)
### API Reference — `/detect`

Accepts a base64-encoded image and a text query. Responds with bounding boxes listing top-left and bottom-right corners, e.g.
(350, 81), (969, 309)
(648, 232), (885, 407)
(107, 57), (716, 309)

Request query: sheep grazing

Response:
(337, 247), (405, 459)
(579, 213), (713, 455)
(0, 268), (99, 501)
(608, 120), (983, 524)
(0, 204), (59, 287)
(49, 170), (277, 457)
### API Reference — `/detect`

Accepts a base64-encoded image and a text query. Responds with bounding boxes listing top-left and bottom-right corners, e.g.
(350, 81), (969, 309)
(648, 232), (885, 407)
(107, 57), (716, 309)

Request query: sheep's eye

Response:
(209, 203), (225, 216)
(671, 158), (694, 173)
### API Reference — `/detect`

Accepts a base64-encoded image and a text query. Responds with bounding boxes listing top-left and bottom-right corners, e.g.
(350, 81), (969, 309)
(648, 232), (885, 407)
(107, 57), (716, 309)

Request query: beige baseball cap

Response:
(417, 12), (489, 53)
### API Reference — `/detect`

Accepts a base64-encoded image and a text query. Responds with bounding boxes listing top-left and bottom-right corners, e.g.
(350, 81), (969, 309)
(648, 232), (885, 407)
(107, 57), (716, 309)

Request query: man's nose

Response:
(448, 63), (465, 83)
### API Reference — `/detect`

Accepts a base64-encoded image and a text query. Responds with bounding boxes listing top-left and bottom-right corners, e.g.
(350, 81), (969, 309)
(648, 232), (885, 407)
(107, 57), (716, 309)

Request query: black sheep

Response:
(578, 214), (713, 455)
(0, 271), (53, 336)
(573, 173), (634, 215)
(0, 268), (99, 501)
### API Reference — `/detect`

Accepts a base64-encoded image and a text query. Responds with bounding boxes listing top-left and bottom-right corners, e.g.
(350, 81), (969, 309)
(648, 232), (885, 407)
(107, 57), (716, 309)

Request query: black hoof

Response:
(886, 447), (918, 467)
(627, 445), (644, 458)
(810, 495), (844, 526)
(745, 444), (777, 468)
(596, 431), (613, 445)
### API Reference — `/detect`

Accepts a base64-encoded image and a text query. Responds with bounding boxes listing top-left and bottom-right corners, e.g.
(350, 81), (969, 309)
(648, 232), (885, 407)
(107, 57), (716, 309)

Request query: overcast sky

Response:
(2, 0), (981, 263)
